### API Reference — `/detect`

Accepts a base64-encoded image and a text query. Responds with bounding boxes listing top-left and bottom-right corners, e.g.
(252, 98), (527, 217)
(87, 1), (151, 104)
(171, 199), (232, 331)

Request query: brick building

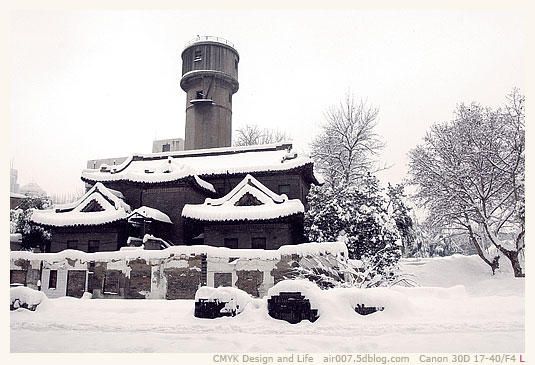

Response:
(31, 183), (132, 253)
(30, 36), (322, 252)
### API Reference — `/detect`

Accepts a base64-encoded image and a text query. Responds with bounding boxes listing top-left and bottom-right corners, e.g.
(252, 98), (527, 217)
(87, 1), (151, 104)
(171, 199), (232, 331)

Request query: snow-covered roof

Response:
(128, 206), (173, 224)
(182, 174), (304, 222)
(10, 192), (26, 199)
(83, 156), (215, 193)
(30, 182), (131, 227)
(81, 142), (322, 186)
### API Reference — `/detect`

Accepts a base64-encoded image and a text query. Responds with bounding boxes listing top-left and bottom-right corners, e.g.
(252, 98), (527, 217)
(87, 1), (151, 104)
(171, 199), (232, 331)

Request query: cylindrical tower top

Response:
(180, 36), (240, 150)
(180, 36), (239, 93)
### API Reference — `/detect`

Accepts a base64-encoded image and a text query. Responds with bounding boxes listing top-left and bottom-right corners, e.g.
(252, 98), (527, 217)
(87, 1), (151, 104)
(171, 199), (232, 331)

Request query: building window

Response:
(48, 270), (58, 289)
(252, 237), (267, 250)
(194, 49), (202, 61)
(104, 271), (120, 294)
(88, 240), (100, 253)
(224, 238), (238, 249)
(278, 184), (291, 196)
(229, 94), (232, 104)
(162, 143), (170, 152)
(196, 90), (204, 99)
(67, 240), (78, 250)
(235, 59), (238, 71)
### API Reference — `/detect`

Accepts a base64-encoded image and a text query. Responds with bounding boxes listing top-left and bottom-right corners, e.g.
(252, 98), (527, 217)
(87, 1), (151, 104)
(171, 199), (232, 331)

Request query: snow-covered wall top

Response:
(10, 241), (348, 262)
(30, 182), (131, 227)
(182, 174), (305, 221)
(81, 142), (322, 184)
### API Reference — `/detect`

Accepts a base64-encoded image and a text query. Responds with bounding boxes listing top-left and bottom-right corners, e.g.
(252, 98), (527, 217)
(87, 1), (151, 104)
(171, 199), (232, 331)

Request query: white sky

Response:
(9, 10), (525, 197)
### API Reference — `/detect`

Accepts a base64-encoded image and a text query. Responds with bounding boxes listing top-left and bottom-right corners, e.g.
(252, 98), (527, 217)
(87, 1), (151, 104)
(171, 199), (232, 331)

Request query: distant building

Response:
(10, 168), (20, 193)
(20, 182), (47, 198)
(10, 192), (26, 210)
(152, 138), (185, 153)
(10, 233), (22, 251)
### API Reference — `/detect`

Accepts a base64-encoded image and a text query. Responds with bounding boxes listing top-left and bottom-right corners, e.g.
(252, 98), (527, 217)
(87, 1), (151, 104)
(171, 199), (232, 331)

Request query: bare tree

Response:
(310, 92), (385, 188)
(234, 124), (291, 146)
(408, 89), (525, 277)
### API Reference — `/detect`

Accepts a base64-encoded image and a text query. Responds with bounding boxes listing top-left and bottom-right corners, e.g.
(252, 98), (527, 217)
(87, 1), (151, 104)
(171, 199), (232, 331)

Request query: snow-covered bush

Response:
(10, 196), (52, 252)
(10, 286), (48, 311)
(194, 286), (254, 318)
(304, 175), (402, 287)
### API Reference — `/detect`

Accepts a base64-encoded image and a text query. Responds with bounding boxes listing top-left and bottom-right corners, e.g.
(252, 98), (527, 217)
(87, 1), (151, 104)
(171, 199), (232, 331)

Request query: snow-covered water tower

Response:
(180, 36), (239, 150)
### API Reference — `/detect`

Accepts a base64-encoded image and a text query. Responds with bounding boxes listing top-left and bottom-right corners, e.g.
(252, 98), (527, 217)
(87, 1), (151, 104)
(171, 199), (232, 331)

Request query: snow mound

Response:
(267, 279), (323, 312)
(10, 287), (49, 311)
(195, 286), (254, 316)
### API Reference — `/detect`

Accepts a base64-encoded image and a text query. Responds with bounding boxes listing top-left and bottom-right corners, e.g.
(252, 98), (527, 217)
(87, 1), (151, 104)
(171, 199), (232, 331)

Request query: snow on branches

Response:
(304, 174), (404, 287)
(408, 89), (525, 277)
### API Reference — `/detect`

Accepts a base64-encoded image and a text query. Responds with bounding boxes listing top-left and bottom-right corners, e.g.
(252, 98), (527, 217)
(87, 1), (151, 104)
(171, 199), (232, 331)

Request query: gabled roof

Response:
(128, 206), (173, 224)
(82, 142), (323, 186)
(182, 174), (304, 222)
(31, 183), (131, 227)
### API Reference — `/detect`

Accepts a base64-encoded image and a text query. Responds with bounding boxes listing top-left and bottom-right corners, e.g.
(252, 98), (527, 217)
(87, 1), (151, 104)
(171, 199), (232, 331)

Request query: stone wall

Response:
(10, 242), (347, 300)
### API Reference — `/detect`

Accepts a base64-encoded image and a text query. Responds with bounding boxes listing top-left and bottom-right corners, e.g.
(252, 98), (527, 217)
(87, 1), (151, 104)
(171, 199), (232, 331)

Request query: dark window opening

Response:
(48, 270), (58, 289)
(81, 199), (104, 212)
(224, 238), (238, 249)
(235, 192), (263, 206)
(252, 237), (267, 250)
(162, 143), (170, 152)
(235, 59), (238, 70)
(278, 184), (291, 196)
(229, 94), (232, 104)
(194, 49), (202, 61)
(67, 240), (78, 250)
(196, 90), (204, 99)
(88, 240), (100, 253)
(10, 270), (26, 285)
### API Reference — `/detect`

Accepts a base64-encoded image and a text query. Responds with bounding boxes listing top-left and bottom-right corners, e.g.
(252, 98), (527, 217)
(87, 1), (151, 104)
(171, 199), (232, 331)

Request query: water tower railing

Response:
(184, 36), (236, 50)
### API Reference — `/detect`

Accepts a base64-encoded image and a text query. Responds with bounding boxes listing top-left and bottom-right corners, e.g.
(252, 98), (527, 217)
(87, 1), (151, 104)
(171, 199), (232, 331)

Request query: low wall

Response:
(10, 242), (347, 299)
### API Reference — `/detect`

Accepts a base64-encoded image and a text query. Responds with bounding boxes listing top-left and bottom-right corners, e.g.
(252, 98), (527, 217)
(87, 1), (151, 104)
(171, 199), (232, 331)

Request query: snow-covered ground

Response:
(10, 255), (524, 353)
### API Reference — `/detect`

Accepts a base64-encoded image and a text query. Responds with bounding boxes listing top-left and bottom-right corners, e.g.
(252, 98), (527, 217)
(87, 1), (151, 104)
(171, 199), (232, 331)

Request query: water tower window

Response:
(162, 143), (170, 152)
(196, 91), (204, 99)
(235, 59), (238, 71)
(194, 49), (202, 61)
(229, 94), (232, 104)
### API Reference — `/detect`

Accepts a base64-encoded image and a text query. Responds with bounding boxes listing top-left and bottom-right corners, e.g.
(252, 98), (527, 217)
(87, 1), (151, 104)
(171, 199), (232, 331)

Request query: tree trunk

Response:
(466, 224), (500, 275)
(481, 221), (525, 278)
(500, 249), (525, 278)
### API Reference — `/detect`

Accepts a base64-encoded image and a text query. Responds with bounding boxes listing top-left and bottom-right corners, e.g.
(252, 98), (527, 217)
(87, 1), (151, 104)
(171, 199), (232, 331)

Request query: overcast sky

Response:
(10, 10), (525, 197)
